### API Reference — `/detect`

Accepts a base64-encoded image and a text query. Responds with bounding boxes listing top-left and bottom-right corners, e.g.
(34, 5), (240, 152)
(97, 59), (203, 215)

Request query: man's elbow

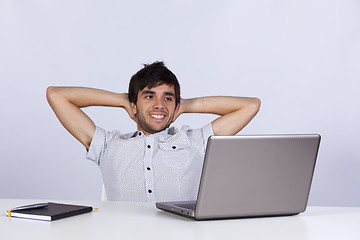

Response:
(46, 86), (61, 103)
(250, 97), (261, 114)
(46, 86), (55, 98)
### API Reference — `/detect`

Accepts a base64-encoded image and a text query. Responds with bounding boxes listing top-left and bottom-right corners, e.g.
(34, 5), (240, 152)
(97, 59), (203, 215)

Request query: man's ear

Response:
(174, 102), (181, 114)
(172, 102), (181, 123)
(130, 102), (137, 115)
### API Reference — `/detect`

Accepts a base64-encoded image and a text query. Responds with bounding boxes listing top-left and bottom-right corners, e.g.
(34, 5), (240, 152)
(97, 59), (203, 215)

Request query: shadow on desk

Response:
(155, 208), (308, 239)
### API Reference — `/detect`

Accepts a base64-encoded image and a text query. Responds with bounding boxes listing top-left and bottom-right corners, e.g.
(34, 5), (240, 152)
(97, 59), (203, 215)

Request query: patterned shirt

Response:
(86, 124), (214, 202)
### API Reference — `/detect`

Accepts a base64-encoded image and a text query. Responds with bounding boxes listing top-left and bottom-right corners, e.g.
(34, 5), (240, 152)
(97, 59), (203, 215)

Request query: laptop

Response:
(156, 134), (321, 220)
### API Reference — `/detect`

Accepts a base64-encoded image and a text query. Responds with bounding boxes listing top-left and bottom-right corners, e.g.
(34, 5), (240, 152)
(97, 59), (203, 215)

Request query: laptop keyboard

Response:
(175, 202), (197, 211)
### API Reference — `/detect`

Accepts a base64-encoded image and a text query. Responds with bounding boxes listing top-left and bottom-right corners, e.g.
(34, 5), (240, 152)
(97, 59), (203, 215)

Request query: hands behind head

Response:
(120, 93), (137, 124)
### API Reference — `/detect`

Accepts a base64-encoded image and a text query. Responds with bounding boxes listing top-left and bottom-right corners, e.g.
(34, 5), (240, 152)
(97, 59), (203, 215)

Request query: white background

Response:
(0, 0), (359, 206)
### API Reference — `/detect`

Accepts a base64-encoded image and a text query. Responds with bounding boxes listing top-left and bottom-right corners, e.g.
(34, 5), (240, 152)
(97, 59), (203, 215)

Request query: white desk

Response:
(1, 199), (360, 240)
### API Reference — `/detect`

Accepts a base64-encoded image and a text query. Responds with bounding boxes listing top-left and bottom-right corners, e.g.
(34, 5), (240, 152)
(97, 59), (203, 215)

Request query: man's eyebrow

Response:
(141, 90), (155, 95)
(141, 90), (175, 96)
(164, 92), (175, 97)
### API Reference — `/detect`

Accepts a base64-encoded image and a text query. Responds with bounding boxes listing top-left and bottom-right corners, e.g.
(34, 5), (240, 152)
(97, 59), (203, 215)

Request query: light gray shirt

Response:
(86, 124), (214, 202)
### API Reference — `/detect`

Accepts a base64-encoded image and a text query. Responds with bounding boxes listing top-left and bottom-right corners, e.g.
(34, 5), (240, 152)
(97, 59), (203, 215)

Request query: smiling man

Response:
(46, 61), (261, 202)
(131, 85), (179, 135)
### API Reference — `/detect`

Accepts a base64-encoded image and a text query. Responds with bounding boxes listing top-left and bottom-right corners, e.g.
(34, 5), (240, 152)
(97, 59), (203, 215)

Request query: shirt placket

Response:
(143, 135), (156, 202)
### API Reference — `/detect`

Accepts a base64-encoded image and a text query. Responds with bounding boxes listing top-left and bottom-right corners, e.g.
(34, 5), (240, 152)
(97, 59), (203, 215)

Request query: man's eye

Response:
(145, 95), (153, 99)
(165, 97), (173, 101)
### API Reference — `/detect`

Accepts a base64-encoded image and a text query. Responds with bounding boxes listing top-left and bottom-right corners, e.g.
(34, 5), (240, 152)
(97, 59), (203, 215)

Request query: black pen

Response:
(7, 203), (49, 217)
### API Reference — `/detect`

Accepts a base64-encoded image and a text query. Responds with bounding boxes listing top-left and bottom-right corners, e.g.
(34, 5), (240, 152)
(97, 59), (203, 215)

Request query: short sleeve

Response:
(180, 123), (214, 150)
(86, 126), (108, 165)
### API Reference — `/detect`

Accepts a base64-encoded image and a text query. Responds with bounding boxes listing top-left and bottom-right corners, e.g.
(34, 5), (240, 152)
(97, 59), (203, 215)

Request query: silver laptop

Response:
(156, 134), (321, 220)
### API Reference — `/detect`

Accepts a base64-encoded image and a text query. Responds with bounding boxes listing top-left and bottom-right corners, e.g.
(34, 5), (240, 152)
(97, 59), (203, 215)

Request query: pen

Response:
(7, 203), (49, 217)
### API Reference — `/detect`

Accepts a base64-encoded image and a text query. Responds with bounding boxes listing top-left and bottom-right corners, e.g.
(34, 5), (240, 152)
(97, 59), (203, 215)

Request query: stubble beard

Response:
(136, 111), (174, 135)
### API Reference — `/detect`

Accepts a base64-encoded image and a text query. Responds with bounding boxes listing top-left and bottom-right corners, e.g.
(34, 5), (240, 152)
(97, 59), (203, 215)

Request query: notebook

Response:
(7, 202), (93, 221)
(156, 134), (321, 220)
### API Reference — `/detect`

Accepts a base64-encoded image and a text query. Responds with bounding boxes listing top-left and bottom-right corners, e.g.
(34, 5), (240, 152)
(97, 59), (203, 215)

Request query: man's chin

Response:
(150, 125), (170, 134)
(137, 124), (166, 135)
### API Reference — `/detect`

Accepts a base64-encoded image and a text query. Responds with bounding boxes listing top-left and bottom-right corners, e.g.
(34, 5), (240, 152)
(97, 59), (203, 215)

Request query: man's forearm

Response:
(179, 96), (261, 135)
(47, 86), (128, 108)
(181, 96), (260, 115)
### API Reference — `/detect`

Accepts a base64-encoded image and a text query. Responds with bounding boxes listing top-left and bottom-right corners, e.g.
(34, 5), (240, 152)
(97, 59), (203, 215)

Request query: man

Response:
(47, 61), (261, 202)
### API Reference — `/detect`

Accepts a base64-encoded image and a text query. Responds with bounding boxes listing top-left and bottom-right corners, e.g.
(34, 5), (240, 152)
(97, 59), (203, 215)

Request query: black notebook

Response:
(8, 202), (93, 221)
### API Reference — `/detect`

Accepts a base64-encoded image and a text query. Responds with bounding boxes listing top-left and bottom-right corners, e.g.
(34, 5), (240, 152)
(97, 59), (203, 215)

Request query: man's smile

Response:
(150, 114), (165, 119)
(149, 111), (168, 122)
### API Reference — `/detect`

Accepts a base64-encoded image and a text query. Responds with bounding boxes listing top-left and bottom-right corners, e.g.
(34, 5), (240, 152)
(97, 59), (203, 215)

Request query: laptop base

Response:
(156, 202), (300, 221)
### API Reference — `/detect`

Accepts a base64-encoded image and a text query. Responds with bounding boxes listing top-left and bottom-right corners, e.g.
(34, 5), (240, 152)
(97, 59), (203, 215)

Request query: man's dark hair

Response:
(128, 61), (181, 107)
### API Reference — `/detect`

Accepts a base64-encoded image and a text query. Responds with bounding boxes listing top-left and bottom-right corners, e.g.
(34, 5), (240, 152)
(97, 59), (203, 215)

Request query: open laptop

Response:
(156, 134), (321, 220)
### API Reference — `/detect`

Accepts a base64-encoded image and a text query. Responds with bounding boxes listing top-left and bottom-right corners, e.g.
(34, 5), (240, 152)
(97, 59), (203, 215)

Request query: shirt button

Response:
(148, 189), (152, 193)
(172, 146), (176, 149)
(147, 145), (151, 149)
(138, 132), (142, 136)
(147, 167), (151, 171)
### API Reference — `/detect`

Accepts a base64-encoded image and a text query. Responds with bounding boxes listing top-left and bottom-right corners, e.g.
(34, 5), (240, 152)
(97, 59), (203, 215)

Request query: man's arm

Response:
(174, 96), (261, 135)
(46, 86), (133, 150)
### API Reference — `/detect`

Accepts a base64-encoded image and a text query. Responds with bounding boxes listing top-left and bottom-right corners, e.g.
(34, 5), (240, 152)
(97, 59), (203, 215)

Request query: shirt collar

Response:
(130, 126), (178, 139)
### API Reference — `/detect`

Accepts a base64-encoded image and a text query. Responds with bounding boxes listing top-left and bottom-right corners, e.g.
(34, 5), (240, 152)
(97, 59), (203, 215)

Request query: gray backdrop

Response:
(1, 0), (359, 206)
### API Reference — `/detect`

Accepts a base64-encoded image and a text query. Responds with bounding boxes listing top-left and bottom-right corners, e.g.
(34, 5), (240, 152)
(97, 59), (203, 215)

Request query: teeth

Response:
(151, 115), (165, 119)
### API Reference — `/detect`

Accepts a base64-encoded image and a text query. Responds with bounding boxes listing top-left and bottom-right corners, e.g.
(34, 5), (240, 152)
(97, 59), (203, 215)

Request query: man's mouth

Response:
(150, 114), (165, 119)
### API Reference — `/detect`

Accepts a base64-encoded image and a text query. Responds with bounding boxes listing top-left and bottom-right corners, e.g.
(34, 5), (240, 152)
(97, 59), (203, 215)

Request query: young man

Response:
(47, 61), (261, 202)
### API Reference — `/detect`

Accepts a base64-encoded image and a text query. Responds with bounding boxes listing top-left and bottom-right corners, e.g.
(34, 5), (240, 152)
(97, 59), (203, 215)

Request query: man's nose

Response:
(153, 98), (165, 109)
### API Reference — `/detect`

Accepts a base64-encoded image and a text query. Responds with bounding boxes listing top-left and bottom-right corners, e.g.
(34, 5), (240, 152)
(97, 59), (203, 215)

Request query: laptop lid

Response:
(193, 134), (321, 220)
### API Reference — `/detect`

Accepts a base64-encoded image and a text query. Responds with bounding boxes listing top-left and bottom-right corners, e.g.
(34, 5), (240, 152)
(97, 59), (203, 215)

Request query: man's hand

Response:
(121, 93), (137, 123)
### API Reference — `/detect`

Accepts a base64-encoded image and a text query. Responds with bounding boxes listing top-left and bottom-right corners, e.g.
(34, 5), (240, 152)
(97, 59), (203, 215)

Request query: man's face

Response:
(131, 84), (180, 136)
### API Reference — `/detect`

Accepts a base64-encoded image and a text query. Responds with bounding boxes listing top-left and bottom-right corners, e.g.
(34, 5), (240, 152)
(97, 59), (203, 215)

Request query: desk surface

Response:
(1, 199), (360, 240)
